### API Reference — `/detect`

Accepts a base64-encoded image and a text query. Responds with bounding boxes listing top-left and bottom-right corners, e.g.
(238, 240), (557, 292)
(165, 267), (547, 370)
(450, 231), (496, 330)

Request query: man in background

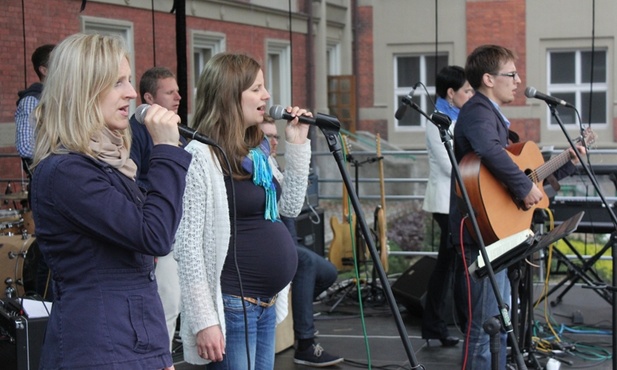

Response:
(15, 44), (55, 169)
(130, 66), (185, 351)
(15, 44), (55, 301)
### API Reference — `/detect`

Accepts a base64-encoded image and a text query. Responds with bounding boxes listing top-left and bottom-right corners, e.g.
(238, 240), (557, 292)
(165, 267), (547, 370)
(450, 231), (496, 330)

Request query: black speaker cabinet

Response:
(0, 305), (47, 370)
(295, 208), (325, 257)
(301, 170), (319, 212)
(391, 256), (436, 317)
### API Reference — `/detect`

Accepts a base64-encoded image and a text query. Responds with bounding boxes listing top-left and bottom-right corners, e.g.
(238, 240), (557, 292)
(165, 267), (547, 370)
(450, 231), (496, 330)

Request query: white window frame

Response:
(546, 48), (608, 129)
(327, 41), (341, 76)
(266, 40), (292, 109)
(393, 53), (447, 132)
(81, 16), (135, 111)
(191, 31), (226, 103)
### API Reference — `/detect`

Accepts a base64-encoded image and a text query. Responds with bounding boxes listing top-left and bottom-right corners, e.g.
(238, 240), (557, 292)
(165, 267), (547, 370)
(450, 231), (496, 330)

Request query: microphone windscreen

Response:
(524, 86), (536, 98)
(268, 105), (286, 120)
(135, 104), (150, 124)
(394, 105), (407, 120)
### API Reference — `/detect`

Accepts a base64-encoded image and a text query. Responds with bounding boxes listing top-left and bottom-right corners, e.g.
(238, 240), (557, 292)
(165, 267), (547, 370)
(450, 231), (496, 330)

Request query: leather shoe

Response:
(439, 336), (460, 347)
(425, 336), (460, 347)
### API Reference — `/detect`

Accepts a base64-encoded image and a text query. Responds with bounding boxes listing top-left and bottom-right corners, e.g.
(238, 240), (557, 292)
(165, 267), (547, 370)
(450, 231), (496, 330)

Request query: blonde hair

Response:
(32, 33), (132, 167)
(191, 53), (264, 179)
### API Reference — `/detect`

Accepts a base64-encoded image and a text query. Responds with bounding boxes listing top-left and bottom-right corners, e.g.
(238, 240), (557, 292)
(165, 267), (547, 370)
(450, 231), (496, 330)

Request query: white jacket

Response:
(422, 121), (456, 215)
(174, 139), (311, 365)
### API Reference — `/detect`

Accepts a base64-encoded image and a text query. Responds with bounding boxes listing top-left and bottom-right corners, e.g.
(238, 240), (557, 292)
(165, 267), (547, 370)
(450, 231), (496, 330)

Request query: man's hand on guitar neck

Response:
(568, 145), (587, 164)
(522, 183), (544, 210)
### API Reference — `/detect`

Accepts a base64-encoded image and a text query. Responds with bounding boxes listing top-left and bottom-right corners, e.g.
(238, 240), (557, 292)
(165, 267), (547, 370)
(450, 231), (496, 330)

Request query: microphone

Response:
(134, 104), (217, 146)
(269, 105), (316, 125)
(395, 83), (420, 120)
(429, 112), (452, 130)
(268, 105), (341, 132)
(524, 86), (574, 108)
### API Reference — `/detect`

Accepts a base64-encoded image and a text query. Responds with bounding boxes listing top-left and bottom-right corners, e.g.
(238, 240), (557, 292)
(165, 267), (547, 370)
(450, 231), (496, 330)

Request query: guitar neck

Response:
(532, 149), (571, 183)
(533, 128), (593, 183)
(341, 134), (352, 219)
(377, 134), (386, 214)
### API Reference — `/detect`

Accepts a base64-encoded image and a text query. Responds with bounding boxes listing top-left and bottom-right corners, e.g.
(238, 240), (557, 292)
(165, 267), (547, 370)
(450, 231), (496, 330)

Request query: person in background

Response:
(15, 43), (55, 168)
(260, 116), (344, 367)
(174, 52), (311, 369)
(129, 66), (185, 351)
(14, 44), (56, 301)
(30, 33), (190, 369)
(451, 44), (582, 369)
(421, 65), (473, 347)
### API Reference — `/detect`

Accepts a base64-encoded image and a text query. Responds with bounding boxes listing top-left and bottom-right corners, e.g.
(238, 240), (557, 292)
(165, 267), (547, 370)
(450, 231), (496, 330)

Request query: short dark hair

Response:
(435, 65), (466, 98)
(465, 45), (516, 90)
(139, 67), (176, 103)
(32, 44), (55, 80)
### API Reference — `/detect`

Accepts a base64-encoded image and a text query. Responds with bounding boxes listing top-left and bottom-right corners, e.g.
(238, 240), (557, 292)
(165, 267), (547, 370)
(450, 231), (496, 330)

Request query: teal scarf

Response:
(247, 145), (279, 222)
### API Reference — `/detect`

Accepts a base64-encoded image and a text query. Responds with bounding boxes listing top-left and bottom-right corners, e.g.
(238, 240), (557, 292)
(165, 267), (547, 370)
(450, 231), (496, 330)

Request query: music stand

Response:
(468, 211), (585, 279)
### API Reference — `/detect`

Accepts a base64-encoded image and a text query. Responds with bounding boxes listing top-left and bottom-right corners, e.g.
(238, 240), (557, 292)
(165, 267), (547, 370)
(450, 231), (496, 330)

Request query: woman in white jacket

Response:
(174, 52), (311, 370)
(421, 65), (473, 346)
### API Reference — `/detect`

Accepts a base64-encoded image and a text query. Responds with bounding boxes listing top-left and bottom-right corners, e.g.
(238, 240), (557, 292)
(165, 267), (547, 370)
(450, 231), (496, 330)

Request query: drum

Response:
(22, 209), (35, 235)
(0, 209), (23, 236)
(0, 234), (36, 297)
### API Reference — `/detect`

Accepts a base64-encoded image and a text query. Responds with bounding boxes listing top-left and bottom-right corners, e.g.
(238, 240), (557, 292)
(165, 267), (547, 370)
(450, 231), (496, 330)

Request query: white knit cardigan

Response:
(174, 139), (311, 365)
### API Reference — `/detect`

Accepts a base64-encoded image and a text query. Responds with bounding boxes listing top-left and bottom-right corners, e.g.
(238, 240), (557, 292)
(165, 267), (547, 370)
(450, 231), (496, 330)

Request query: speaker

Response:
(391, 256), (436, 317)
(302, 170), (319, 212)
(0, 303), (48, 370)
(294, 207), (325, 257)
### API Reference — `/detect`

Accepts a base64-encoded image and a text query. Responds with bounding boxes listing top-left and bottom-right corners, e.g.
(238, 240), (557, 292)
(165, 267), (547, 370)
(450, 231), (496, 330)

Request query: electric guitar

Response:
(375, 134), (389, 272)
(459, 127), (595, 245)
(328, 135), (356, 271)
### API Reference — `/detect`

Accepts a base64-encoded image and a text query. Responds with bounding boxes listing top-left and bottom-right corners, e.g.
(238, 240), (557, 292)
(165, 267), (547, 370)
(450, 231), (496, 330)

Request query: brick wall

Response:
(466, 0), (528, 107)
(0, 0), (308, 183)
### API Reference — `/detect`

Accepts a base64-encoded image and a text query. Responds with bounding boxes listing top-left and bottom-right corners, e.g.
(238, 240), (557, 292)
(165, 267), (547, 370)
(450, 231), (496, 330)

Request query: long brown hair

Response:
(191, 53), (264, 179)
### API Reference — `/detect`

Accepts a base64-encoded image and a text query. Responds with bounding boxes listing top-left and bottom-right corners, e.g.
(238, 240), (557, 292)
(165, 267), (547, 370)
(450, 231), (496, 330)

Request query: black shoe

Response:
(294, 343), (344, 367)
(425, 336), (460, 347)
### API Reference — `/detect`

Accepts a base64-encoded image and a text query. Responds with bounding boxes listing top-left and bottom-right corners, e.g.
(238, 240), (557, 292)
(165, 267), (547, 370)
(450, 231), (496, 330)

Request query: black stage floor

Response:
(172, 282), (613, 370)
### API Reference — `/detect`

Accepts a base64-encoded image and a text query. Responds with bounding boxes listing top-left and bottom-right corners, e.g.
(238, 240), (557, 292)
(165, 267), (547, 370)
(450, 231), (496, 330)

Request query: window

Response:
(547, 49), (607, 126)
(192, 31), (225, 99)
(394, 54), (448, 129)
(327, 42), (341, 76)
(266, 40), (291, 108)
(82, 16), (134, 110)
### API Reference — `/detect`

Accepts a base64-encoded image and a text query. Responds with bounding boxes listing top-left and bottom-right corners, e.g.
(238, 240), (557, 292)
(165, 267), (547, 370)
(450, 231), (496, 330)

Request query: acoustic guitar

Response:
(328, 135), (356, 271)
(459, 128), (595, 245)
(375, 134), (389, 272)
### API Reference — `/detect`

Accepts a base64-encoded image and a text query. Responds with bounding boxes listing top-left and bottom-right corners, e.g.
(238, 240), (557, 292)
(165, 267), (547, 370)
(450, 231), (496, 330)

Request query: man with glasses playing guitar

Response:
(450, 44), (587, 370)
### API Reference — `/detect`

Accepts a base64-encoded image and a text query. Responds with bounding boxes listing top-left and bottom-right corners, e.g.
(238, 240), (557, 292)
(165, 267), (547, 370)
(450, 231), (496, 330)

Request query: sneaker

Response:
(294, 343), (344, 367)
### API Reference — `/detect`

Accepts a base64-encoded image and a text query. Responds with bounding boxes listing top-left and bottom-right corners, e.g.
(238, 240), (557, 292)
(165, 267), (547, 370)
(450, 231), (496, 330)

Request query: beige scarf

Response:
(89, 127), (137, 180)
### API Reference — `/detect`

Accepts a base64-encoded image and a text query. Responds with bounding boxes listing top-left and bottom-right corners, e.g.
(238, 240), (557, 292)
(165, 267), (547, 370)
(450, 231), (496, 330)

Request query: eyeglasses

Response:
(491, 72), (519, 81)
(265, 134), (280, 140)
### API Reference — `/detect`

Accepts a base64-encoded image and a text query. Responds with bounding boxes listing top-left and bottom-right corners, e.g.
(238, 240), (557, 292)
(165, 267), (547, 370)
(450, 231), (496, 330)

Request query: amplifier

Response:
(302, 170), (319, 211)
(295, 207), (325, 257)
(0, 300), (48, 370)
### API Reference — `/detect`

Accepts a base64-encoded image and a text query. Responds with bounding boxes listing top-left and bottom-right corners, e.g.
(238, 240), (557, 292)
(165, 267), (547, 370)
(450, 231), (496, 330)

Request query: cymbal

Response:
(0, 192), (28, 201)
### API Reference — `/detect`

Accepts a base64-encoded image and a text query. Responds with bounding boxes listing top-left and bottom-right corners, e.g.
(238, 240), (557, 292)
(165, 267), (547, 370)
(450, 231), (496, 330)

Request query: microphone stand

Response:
(546, 103), (617, 370)
(408, 104), (528, 370)
(314, 112), (422, 369)
(348, 153), (386, 306)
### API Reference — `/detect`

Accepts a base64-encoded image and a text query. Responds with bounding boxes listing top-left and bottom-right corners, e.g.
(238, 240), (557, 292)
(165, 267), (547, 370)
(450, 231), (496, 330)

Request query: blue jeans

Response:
(208, 294), (276, 370)
(455, 246), (511, 370)
(292, 245), (338, 340)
